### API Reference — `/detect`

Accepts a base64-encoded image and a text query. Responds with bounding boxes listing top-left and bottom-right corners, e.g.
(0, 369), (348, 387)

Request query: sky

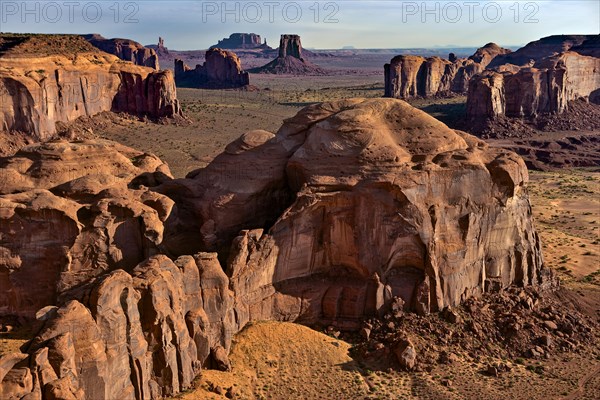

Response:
(0, 1), (598, 49)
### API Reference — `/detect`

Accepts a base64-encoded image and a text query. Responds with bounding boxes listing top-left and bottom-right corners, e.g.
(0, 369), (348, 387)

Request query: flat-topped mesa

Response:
(211, 33), (270, 50)
(83, 33), (160, 69)
(384, 43), (511, 99)
(250, 34), (324, 75)
(174, 48), (250, 88)
(467, 51), (600, 120)
(0, 99), (550, 400)
(0, 34), (181, 141)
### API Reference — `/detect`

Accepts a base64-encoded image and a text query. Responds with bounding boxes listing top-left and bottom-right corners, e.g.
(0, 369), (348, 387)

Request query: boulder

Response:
(160, 98), (546, 328)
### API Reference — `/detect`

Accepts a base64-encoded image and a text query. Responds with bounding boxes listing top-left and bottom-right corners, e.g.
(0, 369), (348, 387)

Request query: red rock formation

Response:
(467, 51), (600, 120)
(250, 34), (324, 75)
(84, 34), (160, 70)
(0, 99), (548, 399)
(385, 43), (511, 98)
(0, 140), (173, 317)
(160, 98), (546, 321)
(174, 48), (249, 88)
(0, 35), (181, 141)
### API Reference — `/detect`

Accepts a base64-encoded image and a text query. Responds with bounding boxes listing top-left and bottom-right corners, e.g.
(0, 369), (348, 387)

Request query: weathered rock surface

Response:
(0, 35), (180, 141)
(467, 51), (600, 120)
(84, 34), (160, 70)
(384, 43), (511, 98)
(160, 98), (546, 327)
(1, 252), (236, 399)
(174, 49), (249, 89)
(0, 99), (548, 399)
(0, 140), (173, 317)
(211, 33), (270, 50)
(250, 34), (323, 75)
(487, 34), (599, 69)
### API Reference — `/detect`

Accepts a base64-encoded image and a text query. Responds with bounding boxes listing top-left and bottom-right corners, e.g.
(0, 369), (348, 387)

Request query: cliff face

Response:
(83, 34), (160, 70)
(0, 99), (548, 399)
(384, 43), (511, 99)
(0, 53), (180, 141)
(467, 51), (600, 119)
(174, 48), (249, 88)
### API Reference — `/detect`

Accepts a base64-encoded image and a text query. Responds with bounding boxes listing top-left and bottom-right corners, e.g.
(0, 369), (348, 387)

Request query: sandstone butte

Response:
(384, 43), (512, 99)
(250, 34), (324, 75)
(0, 97), (551, 399)
(467, 50), (600, 119)
(0, 34), (180, 141)
(174, 48), (250, 89)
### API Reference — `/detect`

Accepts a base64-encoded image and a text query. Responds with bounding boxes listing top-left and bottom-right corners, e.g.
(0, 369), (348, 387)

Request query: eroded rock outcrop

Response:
(161, 98), (546, 325)
(0, 35), (180, 141)
(84, 34), (160, 69)
(467, 51), (600, 120)
(384, 43), (511, 98)
(174, 48), (249, 88)
(0, 140), (173, 317)
(0, 99), (548, 399)
(250, 34), (323, 75)
(1, 253), (236, 399)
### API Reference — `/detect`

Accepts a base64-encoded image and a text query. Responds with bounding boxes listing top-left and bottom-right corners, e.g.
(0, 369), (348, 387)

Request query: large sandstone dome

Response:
(160, 98), (546, 321)
(0, 98), (549, 399)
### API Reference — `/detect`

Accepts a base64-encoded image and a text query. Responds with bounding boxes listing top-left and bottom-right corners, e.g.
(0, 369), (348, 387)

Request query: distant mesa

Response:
(211, 33), (272, 50)
(83, 33), (160, 70)
(250, 34), (324, 75)
(0, 33), (180, 141)
(342, 45), (356, 50)
(174, 48), (250, 88)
